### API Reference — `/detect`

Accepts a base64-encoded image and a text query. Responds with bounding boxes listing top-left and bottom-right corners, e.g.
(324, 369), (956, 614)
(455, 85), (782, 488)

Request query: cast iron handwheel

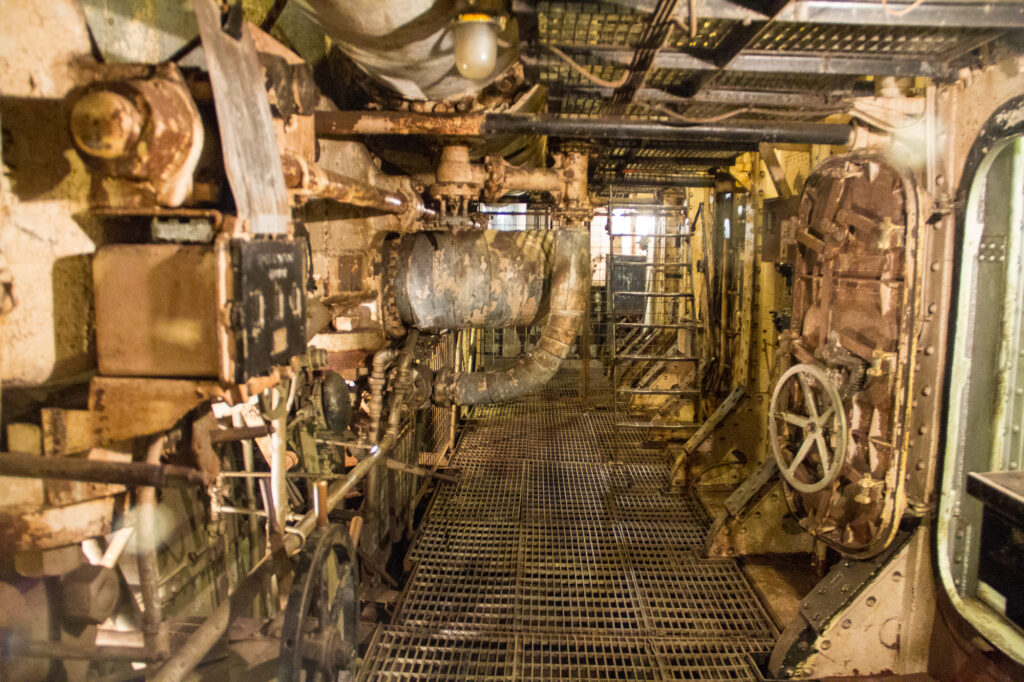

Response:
(768, 364), (848, 494)
(279, 523), (359, 682)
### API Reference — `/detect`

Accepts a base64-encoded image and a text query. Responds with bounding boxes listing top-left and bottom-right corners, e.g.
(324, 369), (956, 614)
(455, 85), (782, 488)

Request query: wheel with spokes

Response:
(279, 523), (359, 682)
(768, 364), (848, 494)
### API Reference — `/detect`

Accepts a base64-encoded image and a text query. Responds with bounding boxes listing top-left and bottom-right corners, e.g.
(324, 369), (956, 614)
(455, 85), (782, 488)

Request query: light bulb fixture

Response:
(454, 13), (502, 81)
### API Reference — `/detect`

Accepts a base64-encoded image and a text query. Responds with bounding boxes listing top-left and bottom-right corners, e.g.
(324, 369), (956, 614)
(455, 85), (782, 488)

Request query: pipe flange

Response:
(431, 367), (456, 407)
(483, 156), (506, 202)
(381, 242), (407, 339)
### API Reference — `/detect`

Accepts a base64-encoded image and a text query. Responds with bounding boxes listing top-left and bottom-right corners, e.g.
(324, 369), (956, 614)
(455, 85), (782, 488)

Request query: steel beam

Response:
(538, 45), (955, 79)
(549, 84), (847, 109)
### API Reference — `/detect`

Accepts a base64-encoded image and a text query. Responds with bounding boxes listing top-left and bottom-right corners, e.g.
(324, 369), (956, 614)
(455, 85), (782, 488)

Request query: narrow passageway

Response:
(361, 364), (777, 680)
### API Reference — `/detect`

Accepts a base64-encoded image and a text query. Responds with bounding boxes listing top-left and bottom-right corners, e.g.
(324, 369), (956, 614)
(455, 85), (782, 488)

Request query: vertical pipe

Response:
(138, 436), (167, 652)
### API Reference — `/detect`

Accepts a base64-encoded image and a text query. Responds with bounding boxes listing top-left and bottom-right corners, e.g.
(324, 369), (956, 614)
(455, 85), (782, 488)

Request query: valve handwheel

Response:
(769, 364), (848, 494)
(279, 523), (359, 682)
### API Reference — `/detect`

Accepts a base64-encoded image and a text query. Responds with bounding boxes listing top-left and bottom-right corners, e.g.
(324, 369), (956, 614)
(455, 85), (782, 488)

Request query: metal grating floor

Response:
(360, 364), (776, 680)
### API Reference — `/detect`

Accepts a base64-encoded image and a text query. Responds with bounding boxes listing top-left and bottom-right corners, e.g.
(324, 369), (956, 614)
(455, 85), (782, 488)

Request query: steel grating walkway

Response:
(360, 364), (777, 680)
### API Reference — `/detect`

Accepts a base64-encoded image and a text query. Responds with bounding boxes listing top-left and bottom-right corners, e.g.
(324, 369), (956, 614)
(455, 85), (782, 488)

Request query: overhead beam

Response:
(316, 111), (855, 146)
(512, 0), (1024, 29)
(774, 1), (1024, 28)
(548, 84), (847, 109)
(536, 45), (955, 79)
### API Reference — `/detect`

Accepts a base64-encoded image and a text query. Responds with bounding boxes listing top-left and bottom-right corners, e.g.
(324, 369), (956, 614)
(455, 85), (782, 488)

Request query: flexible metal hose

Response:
(433, 229), (589, 405)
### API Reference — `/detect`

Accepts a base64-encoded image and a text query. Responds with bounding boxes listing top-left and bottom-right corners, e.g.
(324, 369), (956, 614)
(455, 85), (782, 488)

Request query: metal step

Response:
(614, 421), (700, 429)
(615, 322), (701, 329)
(613, 291), (695, 297)
(616, 387), (700, 395)
(615, 355), (699, 361)
(610, 232), (692, 238)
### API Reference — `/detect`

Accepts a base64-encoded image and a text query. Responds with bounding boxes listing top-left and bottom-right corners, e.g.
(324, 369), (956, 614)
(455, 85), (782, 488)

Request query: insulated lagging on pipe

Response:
(392, 229), (553, 331)
(433, 229), (590, 406)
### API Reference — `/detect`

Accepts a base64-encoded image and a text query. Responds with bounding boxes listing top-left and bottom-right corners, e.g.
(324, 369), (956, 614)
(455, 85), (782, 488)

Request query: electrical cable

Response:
(880, 0), (927, 17)
(650, 102), (845, 124)
(547, 45), (630, 89)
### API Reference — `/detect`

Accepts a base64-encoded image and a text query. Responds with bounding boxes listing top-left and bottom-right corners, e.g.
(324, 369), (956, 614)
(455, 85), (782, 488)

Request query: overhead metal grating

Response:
(513, 0), (1020, 188)
(360, 364), (777, 681)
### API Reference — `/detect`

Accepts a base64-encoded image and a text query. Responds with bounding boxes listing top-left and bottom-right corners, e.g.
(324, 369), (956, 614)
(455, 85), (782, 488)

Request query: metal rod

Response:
(152, 332), (422, 682)
(208, 425), (271, 443)
(139, 437), (167, 653)
(281, 153), (413, 215)
(0, 451), (209, 488)
(383, 457), (459, 483)
(670, 385), (747, 476)
(316, 111), (854, 146)
(0, 630), (165, 662)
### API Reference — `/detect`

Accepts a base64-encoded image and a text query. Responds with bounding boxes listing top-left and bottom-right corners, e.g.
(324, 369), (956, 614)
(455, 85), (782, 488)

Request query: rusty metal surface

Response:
(776, 153), (919, 559)
(70, 65), (204, 207)
(362, 364), (775, 680)
(93, 243), (221, 378)
(281, 154), (410, 215)
(392, 230), (553, 331)
(195, 2), (290, 235)
(315, 110), (487, 137)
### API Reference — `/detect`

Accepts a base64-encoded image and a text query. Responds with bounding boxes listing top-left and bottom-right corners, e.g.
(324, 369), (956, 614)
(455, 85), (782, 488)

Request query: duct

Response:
(300, 0), (517, 101)
(392, 230), (553, 331)
(432, 229), (589, 406)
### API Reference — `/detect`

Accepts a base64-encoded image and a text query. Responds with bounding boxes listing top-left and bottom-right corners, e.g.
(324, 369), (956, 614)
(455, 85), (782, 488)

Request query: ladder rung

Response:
(616, 388), (700, 395)
(613, 291), (694, 298)
(616, 355), (700, 361)
(616, 322), (700, 329)
(608, 258), (689, 268)
(615, 421), (699, 429)
(610, 233), (692, 239)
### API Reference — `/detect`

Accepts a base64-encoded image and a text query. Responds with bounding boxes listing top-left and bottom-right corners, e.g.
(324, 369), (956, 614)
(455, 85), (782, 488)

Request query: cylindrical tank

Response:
(391, 230), (553, 331)
(302, 0), (517, 101)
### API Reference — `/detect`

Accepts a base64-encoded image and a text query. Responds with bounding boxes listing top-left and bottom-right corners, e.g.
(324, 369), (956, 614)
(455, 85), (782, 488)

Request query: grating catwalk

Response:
(360, 364), (777, 680)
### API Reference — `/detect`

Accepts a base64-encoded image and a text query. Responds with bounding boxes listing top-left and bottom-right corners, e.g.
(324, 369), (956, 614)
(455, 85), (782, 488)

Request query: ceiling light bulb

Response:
(454, 15), (498, 81)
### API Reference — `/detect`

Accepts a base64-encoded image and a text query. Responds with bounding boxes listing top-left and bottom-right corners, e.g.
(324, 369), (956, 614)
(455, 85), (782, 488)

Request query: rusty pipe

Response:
(365, 330), (419, 550)
(281, 154), (429, 217)
(0, 451), (208, 487)
(433, 229), (590, 405)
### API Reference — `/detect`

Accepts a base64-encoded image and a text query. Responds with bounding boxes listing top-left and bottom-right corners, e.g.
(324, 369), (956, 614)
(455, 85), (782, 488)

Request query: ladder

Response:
(607, 202), (703, 436)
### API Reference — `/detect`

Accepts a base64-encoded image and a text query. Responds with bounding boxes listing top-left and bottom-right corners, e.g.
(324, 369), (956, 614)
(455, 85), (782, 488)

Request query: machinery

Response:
(0, 1), (1023, 680)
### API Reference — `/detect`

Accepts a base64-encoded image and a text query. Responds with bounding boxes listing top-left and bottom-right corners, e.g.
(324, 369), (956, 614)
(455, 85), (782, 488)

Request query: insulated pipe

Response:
(315, 111), (855, 146)
(433, 229), (590, 406)
(392, 230), (552, 331)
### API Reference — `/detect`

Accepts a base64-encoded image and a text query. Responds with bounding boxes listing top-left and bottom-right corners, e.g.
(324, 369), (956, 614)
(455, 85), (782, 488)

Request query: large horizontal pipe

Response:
(0, 451), (209, 487)
(315, 111), (854, 146)
(391, 230), (552, 331)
